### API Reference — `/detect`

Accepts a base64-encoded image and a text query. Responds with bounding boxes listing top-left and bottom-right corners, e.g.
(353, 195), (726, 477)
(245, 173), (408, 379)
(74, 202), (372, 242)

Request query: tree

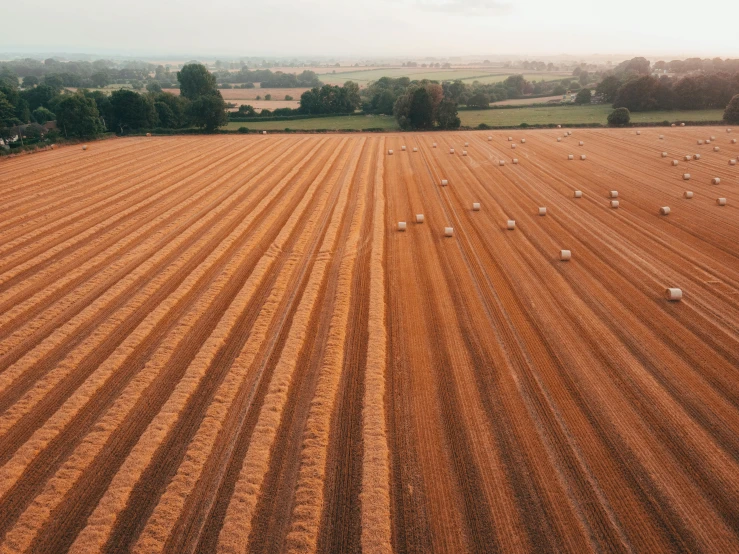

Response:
(177, 63), (218, 100)
(575, 89), (592, 105)
(579, 71), (590, 86)
(237, 104), (257, 116)
(284, 95), (293, 101)
(146, 82), (163, 94)
(264, 94), (272, 100)
(43, 74), (64, 91)
(153, 92), (190, 128)
(673, 76), (704, 110)
(32, 106), (55, 124)
(55, 93), (103, 138)
(607, 107), (631, 126)
(408, 87), (435, 129)
(188, 92), (228, 131)
(596, 75), (621, 103)
(436, 99), (460, 129)
(22, 75), (39, 88)
(724, 94), (739, 124)
(614, 57), (651, 77)
(90, 71), (110, 88)
(466, 93), (489, 109)
(110, 89), (157, 132)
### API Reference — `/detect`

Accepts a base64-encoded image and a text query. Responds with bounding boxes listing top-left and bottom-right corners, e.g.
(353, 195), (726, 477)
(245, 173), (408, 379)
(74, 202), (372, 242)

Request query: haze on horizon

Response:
(3, 0), (738, 60)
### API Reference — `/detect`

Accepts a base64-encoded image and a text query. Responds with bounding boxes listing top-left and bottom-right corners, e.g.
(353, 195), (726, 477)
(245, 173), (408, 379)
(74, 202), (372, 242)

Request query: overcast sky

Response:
(3, 0), (738, 59)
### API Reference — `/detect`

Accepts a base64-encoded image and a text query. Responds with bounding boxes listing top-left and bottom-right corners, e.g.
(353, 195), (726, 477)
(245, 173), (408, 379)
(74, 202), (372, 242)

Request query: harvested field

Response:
(0, 127), (738, 553)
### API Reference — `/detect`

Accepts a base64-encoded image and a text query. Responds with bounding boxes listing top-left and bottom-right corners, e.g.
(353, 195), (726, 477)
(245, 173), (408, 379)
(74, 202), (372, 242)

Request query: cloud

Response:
(414, 0), (513, 15)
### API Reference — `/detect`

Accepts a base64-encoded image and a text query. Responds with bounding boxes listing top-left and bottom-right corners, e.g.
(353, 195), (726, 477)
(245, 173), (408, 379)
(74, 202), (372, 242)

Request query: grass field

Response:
(0, 129), (737, 552)
(318, 68), (567, 86)
(225, 114), (397, 131)
(223, 107), (725, 132)
(460, 106), (726, 127)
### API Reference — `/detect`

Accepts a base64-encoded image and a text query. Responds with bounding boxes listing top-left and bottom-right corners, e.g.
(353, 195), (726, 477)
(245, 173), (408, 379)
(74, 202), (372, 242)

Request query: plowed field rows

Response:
(0, 128), (737, 553)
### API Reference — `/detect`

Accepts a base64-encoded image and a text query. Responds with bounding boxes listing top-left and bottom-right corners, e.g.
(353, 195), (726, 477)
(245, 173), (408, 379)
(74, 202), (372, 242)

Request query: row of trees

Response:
(1, 63), (229, 143)
(214, 68), (323, 88)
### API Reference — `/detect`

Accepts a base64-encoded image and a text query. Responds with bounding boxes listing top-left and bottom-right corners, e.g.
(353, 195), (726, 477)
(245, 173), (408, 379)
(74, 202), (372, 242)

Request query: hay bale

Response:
(636, 130), (641, 135)
(684, 191), (693, 199)
(666, 288), (683, 301)
(574, 190), (582, 198)
(712, 177), (721, 185)
(728, 128), (732, 133)
(440, 179), (448, 186)
(146, 132), (151, 137)
(462, 150), (468, 156)
(659, 135), (664, 139)
(416, 214), (424, 223)
(401, 145), (406, 151)
(444, 227), (454, 237)
(698, 140), (704, 145)
(388, 149), (394, 155)
(671, 123), (676, 127)
(538, 207), (547, 216)
(263, 131), (267, 135)
(511, 144), (516, 149)
(557, 137), (562, 142)
(732, 139), (737, 144)
(560, 250), (571, 261)
(609, 191), (618, 198)
(684, 155), (692, 161)
(610, 200), (620, 208)
(472, 202), (480, 211)
(513, 158), (519, 164)
(672, 160), (679, 166)
(413, 147), (418, 152)
(710, 135), (716, 140)
(397, 222), (406, 231)
(499, 160), (506, 166)
(681, 123), (685, 126)
(464, 142), (469, 147)
(660, 206), (671, 215)
(730, 159), (737, 165)
(508, 136), (513, 141)
(488, 136), (492, 141)
(568, 154), (574, 160)
(717, 197), (727, 206)
(706, 139), (711, 144)
(507, 220), (516, 230)
(662, 152), (668, 157)
(433, 142), (437, 148)
(694, 154), (701, 160)
(714, 146), (720, 152)
(579, 141), (584, 146)
(82, 145), (88, 151)
(683, 174), (691, 180)
(557, 124), (561, 128)
(580, 154), (587, 160)
(450, 148), (455, 154)
(521, 138), (526, 143)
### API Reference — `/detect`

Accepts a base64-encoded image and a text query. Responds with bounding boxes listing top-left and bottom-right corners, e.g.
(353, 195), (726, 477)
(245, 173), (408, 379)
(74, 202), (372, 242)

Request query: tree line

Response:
(1, 63), (229, 145)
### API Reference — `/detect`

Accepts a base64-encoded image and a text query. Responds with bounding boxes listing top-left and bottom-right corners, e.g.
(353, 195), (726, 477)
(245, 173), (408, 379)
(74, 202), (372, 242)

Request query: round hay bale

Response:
(388, 149), (394, 155)
(732, 139), (737, 144)
(666, 288), (683, 301)
(521, 138), (526, 143)
(684, 155), (692, 161)
(464, 142), (469, 147)
(579, 141), (584, 146)
(574, 190), (582, 198)
(538, 207), (547, 216)
(82, 145), (88, 151)
(698, 140), (704, 145)
(636, 130), (641, 135)
(440, 179), (448, 186)
(263, 131), (267, 135)
(681, 123), (685, 126)
(730, 159), (737, 165)
(557, 137), (562, 142)
(580, 154), (587, 160)
(444, 227), (454, 237)
(416, 214), (425, 223)
(508, 136), (513, 141)
(397, 222), (406, 231)
(499, 160), (506, 166)
(717, 197), (727, 206)
(413, 147), (418, 152)
(560, 250), (571, 261)
(472, 202), (480, 211)
(714, 146), (720, 152)
(146, 132), (151, 137)
(706, 139), (711, 144)
(694, 154), (701, 160)
(710, 135), (716, 140)
(684, 191), (693, 199)
(712, 177), (721, 185)
(557, 124), (561, 128)
(662, 152), (668, 157)
(401, 145), (406, 151)
(671, 123), (676, 127)
(568, 154), (574, 160)
(511, 144), (516, 149)
(672, 160), (679, 166)
(450, 148), (455, 154)
(609, 191), (618, 198)
(660, 206), (671, 215)
(462, 150), (468, 156)
(659, 135), (664, 139)
(610, 200), (620, 208)
(513, 158), (519, 164)
(683, 174), (691, 180)
(506, 220), (516, 230)
(488, 136), (492, 141)
(433, 142), (437, 148)
(728, 128), (732, 133)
